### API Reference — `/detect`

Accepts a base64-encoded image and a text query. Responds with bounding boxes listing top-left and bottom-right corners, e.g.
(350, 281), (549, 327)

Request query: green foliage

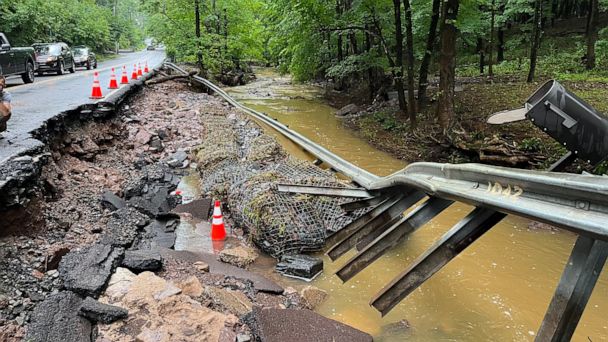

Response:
(0, 0), (144, 51)
(520, 137), (542, 152)
(142, 0), (265, 75)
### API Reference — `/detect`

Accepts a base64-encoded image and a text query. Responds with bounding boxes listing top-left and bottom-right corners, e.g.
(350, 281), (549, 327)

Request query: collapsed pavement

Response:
(0, 75), (373, 341)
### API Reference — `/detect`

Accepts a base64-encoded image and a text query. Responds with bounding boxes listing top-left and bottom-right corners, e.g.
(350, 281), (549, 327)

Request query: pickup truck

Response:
(0, 33), (36, 83)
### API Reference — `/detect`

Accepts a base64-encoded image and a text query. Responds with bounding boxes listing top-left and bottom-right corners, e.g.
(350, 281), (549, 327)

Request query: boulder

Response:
(79, 297), (128, 324)
(275, 254), (323, 281)
(219, 246), (258, 268)
(59, 243), (124, 297)
(246, 307), (372, 342)
(98, 271), (228, 342)
(26, 292), (93, 342)
(204, 286), (253, 317)
(299, 286), (327, 310)
(121, 250), (163, 273)
(104, 267), (137, 301)
(177, 276), (204, 298)
(336, 104), (359, 117)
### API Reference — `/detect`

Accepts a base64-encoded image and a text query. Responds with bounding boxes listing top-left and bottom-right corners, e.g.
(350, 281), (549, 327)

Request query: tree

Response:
(403, 0), (416, 126)
(488, 0), (496, 77)
(585, 0), (599, 70)
(418, 0), (441, 106)
(392, 0), (407, 117)
(436, 0), (460, 131)
(195, 0), (203, 72)
(527, 0), (542, 83)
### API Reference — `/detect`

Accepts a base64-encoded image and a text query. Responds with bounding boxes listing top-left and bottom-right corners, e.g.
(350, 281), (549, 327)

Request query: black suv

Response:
(33, 43), (75, 75)
(72, 46), (97, 70)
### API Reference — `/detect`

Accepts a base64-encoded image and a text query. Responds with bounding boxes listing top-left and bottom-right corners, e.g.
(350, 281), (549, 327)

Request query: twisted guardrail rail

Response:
(164, 62), (608, 341)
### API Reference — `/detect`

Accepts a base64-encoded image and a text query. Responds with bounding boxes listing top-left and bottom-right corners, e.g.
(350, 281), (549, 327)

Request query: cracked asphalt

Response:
(0, 50), (166, 164)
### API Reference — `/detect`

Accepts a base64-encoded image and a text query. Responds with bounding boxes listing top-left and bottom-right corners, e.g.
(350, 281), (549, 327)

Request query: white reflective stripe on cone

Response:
(212, 217), (223, 224)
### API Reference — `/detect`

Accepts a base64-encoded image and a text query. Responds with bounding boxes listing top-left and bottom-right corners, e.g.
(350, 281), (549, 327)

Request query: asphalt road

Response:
(0, 50), (166, 163)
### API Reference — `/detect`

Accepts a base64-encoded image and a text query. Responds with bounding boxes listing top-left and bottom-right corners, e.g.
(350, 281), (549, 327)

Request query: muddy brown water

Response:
(217, 69), (607, 341)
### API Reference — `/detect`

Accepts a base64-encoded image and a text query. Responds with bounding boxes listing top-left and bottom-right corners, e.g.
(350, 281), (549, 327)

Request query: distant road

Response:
(1, 50), (165, 162)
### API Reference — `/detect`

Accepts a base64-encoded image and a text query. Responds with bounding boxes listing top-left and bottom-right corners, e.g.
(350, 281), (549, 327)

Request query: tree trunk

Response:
(436, 0), (460, 132)
(194, 0), (203, 73)
(527, 0), (542, 83)
(403, 0), (417, 127)
(365, 24), (375, 101)
(418, 0), (441, 106)
(393, 0), (407, 116)
(497, 28), (505, 62)
(336, 0), (343, 61)
(585, 0), (599, 69)
(477, 38), (485, 74)
(488, 0), (495, 77)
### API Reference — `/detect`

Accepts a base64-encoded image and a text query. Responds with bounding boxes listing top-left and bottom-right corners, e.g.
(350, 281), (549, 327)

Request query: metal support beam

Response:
(327, 191), (425, 261)
(341, 194), (391, 212)
(535, 236), (608, 342)
(370, 207), (505, 316)
(337, 197), (453, 282)
(276, 184), (375, 198)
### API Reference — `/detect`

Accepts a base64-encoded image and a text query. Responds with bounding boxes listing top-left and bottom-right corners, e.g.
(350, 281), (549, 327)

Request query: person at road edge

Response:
(0, 75), (12, 137)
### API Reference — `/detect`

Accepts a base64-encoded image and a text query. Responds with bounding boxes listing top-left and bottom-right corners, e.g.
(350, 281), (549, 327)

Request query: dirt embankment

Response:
(0, 77), (372, 342)
(337, 78), (608, 172)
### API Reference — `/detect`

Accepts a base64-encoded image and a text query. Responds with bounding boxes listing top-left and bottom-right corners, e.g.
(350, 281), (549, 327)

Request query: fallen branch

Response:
(146, 71), (197, 85)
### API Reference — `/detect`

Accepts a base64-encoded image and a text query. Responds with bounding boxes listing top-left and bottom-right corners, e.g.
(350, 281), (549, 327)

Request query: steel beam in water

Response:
(340, 194), (392, 212)
(336, 197), (453, 282)
(536, 236), (608, 342)
(326, 191), (425, 261)
(370, 206), (505, 316)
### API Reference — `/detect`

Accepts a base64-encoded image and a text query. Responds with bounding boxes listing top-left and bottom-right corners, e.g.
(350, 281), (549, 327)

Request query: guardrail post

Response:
(535, 236), (608, 342)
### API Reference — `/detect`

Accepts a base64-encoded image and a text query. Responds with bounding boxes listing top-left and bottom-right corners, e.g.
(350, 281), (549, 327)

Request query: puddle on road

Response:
(226, 68), (608, 341)
(173, 168), (240, 255)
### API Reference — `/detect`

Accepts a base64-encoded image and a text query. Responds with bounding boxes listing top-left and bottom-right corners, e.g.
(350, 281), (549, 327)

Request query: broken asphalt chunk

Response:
(275, 254), (323, 281)
(121, 249), (163, 273)
(59, 243), (124, 297)
(79, 297), (128, 324)
(26, 291), (93, 342)
(101, 190), (126, 211)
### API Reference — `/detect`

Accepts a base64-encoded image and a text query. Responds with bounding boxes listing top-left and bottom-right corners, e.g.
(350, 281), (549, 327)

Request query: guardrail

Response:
(163, 62), (608, 341)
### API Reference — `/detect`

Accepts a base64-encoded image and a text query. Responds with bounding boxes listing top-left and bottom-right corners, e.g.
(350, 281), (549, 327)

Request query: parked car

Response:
(0, 33), (37, 83)
(146, 45), (155, 51)
(33, 43), (75, 75)
(72, 46), (97, 70)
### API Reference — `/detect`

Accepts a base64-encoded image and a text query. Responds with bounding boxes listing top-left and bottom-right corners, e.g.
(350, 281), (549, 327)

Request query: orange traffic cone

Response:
(131, 64), (138, 80)
(120, 65), (129, 84)
(90, 71), (103, 99)
(137, 63), (143, 76)
(211, 200), (227, 241)
(144, 61), (149, 73)
(108, 68), (119, 89)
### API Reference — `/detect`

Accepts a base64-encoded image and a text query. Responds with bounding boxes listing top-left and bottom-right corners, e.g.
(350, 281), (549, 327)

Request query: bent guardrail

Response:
(163, 62), (608, 341)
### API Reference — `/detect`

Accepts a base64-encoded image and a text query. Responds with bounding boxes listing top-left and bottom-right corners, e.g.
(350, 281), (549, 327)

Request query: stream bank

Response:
(337, 77), (608, 173)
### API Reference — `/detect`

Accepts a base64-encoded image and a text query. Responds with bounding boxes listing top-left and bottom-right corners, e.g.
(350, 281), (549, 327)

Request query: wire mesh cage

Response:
(197, 112), (368, 257)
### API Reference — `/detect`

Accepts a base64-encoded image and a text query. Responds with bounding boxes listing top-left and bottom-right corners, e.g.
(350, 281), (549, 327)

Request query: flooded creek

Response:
(224, 69), (607, 341)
